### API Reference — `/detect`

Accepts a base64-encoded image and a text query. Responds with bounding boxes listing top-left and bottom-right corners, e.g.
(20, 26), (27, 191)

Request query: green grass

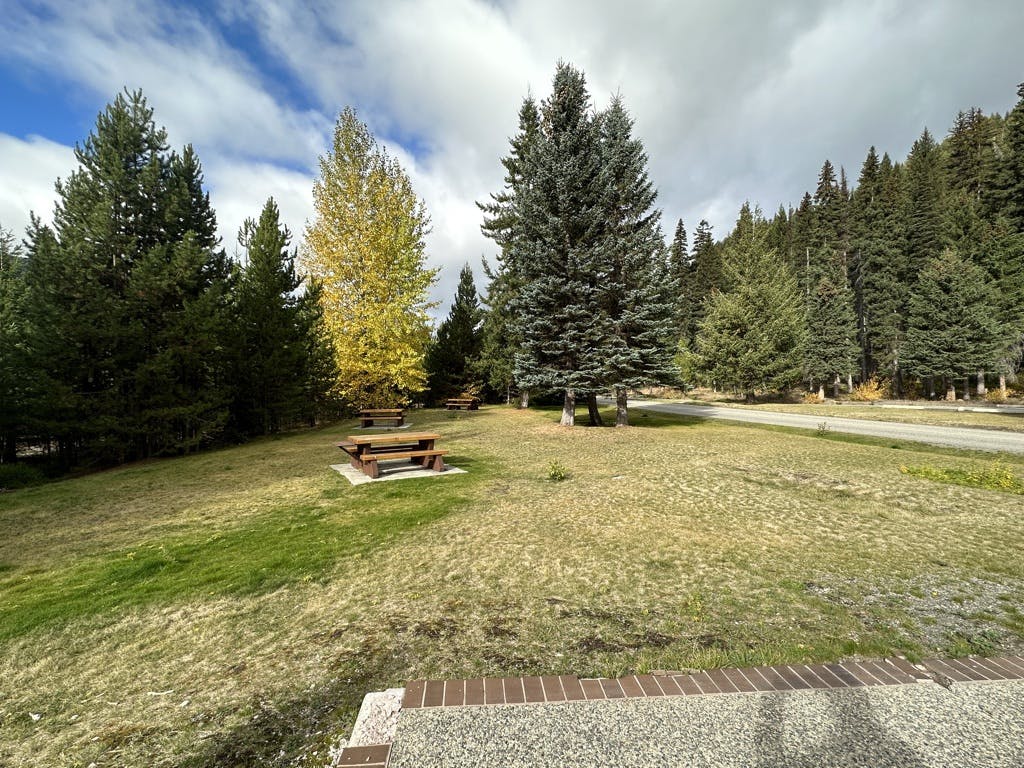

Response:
(899, 461), (1024, 495)
(2, 406), (1023, 767)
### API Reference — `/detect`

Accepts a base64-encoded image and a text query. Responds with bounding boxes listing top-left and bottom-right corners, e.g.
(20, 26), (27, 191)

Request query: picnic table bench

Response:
(445, 397), (479, 410)
(337, 432), (447, 479)
(359, 408), (405, 428)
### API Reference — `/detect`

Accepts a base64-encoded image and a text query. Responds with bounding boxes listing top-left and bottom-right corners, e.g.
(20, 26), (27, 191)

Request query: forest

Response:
(3, 69), (1024, 477)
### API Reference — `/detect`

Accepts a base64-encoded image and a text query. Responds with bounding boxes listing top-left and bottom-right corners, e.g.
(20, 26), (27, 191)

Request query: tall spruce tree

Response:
(425, 264), (483, 403)
(669, 218), (693, 338)
(232, 198), (310, 435)
(688, 218), (719, 336)
(804, 255), (860, 398)
(903, 249), (1002, 399)
(695, 212), (806, 401)
(904, 128), (950, 276)
(511, 63), (608, 426)
(594, 97), (678, 426)
(479, 97), (542, 407)
(992, 83), (1024, 229)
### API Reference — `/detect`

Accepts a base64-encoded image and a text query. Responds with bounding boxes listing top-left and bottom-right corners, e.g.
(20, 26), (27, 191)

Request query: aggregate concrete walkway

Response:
(336, 657), (1024, 767)
(630, 401), (1024, 454)
(386, 681), (1023, 767)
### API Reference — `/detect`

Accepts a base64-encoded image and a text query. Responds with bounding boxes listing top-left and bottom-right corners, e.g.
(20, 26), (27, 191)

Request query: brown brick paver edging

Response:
(401, 655), (1024, 709)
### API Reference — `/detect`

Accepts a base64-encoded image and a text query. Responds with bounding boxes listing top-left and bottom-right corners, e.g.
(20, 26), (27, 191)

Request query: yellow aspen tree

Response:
(302, 108), (438, 407)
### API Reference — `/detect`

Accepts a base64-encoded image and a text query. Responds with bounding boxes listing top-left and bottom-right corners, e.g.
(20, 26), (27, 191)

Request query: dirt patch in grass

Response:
(2, 406), (1023, 766)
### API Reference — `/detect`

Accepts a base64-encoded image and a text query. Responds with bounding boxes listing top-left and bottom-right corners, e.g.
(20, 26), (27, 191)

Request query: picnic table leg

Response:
(365, 460), (379, 479)
(430, 453), (445, 472)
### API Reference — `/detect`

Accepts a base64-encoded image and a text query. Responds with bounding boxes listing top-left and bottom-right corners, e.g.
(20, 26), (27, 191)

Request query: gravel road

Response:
(632, 401), (1024, 454)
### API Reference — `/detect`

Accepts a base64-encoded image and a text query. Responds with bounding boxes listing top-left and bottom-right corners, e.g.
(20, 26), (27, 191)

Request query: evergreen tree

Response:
(687, 218), (719, 337)
(510, 63), (608, 426)
(425, 264), (483, 403)
(0, 226), (28, 463)
(478, 97), (542, 407)
(904, 128), (949, 274)
(904, 250), (1002, 399)
(594, 97), (678, 425)
(695, 213), (807, 401)
(992, 83), (1024, 229)
(668, 218), (693, 338)
(302, 107), (438, 408)
(232, 198), (310, 435)
(22, 90), (232, 463)
(804, 255), (860, 398)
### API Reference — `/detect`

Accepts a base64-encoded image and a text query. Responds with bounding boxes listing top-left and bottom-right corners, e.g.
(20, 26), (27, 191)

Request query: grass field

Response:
(2, 406), (1023, 767)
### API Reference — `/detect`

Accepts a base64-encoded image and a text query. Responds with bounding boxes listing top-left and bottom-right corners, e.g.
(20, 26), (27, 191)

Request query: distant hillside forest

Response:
(3, 75), (1024, 477)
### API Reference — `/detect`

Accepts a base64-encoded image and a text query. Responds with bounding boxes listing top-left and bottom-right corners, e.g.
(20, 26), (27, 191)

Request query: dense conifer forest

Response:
(4, 74), (1024, 479)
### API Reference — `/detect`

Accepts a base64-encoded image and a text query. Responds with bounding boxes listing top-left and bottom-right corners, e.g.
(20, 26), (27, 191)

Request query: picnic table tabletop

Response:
(345, 432), (440, 445)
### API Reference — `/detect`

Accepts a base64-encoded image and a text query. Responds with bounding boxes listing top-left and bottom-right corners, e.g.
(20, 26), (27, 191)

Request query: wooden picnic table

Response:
(445, 397), (479, 410)
(337, 431), (446, 479)
(359, 408), (405, 428)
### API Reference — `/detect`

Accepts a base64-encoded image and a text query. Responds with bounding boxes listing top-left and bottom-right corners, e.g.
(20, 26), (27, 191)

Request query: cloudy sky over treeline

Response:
(2, 0), (1022, 307)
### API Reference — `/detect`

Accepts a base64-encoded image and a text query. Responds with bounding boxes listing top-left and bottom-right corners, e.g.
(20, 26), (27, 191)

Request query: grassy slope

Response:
(1, 407), (1023, 767)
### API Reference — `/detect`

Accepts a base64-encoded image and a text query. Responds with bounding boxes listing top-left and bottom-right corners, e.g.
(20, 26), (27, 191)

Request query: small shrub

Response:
(546, 461), (569, 482)
(984, 389), (1007, 404)
(850, 378), (885, 402)
(0, 463), (46, 490)
(816, 422), (830, 437)
(802, 390), (824, 404)
(899, 461), (1024, 495)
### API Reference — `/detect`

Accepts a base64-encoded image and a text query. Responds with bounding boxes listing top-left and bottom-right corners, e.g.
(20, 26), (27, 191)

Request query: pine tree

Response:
(804, 255), (860, 398)
(302, 107), (438, 408)
(695, 213), (807, 401)
(668, 218), (693, 338)
(511, 63), (608, 426)
(22, 90), (232, 463)
(478, 98), (542, 407)
(903, 249), (1002, 399)
(0, 226), (29, 463)
(232, 198), (310, 435)
(425, 264), (483, 403)
(992, 83), (1024, 229)
(687, 218), (718, 338)
(594, 97), (678, 425)
(904, 128), (949, 274)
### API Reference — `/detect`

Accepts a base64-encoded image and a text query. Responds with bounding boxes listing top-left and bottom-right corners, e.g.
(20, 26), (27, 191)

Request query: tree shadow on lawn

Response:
(533, 405), (706, 431)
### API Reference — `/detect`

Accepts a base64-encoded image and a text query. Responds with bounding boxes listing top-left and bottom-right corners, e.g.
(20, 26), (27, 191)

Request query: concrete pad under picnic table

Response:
(331, 462), (466, 485)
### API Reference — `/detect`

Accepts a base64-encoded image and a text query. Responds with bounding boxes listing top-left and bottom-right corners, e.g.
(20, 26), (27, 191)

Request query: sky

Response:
(2, 0), (1023, 314)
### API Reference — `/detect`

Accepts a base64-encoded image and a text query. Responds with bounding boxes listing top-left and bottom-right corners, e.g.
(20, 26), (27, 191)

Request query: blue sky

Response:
(2, 0), (1023, 311)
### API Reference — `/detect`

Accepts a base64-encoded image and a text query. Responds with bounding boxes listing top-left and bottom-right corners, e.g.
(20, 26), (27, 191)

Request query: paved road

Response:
(629, 401), (1024, 454)
(389, 680), (1024, 768)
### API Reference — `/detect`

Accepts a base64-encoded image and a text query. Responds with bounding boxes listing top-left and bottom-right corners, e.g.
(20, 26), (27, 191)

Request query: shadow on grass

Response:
(0, 468), (483, 642)
(531, 405), (707, 431)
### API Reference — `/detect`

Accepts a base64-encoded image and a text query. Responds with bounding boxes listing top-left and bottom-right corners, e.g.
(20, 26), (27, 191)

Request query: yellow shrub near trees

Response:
(302, 108), (438, 408)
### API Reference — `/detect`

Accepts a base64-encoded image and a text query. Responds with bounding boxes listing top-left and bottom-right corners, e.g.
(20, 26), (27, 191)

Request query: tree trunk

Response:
(926, 376), (936, 400)
(615, 386), (629, 427)
(945, 377), (956, 401)
(977, 371), (986, 397)
(745, 390), (756, 403)
(832, 374), (840, 399)
(1000, 373), (1007, 398)
(518, 388), (530, 409)
(847, 372), (854, 393)
(963, 377), (971, 401)
(817, 384), (825, 402)
(586, 393), (604, 426)
(560, 388), (575, 426)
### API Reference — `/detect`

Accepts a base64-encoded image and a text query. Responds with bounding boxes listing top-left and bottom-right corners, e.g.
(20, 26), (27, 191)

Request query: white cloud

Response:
(0, 134), (75, 237)
(3, 0), (1024, 311)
